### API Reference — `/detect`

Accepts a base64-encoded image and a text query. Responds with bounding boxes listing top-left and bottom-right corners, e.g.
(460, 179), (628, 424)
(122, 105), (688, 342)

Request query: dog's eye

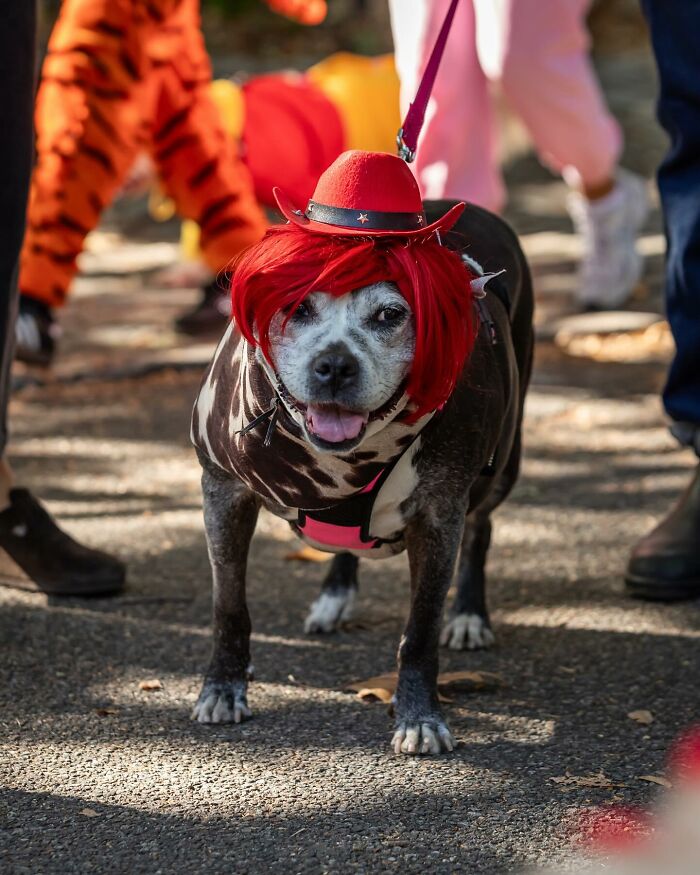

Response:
(375, 306), (405, 324)
(288, 301), (312, 320)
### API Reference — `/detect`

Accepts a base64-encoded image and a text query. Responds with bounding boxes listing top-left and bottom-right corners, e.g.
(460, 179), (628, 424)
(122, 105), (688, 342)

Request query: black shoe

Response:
(625, 463), (700, 601)
(14, 296), (58, 366)
(175, 281), (230, 336)
(0, 489), (125, 596)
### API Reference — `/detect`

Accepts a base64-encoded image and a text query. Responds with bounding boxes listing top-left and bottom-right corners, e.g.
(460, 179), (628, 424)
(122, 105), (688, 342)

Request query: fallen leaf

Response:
(139, 679), (162, 692)
(346, 673), (395, 704)
(79, 808), (100, 818)
(346, 669), (502, 703)
(638, 775), (672, 789)
(550, 772), (621, 790)
(628, 710), (654, 725)
(284, 546), (330, 562)
(94, 707), (119, 717)
(356, 686), (394, 704)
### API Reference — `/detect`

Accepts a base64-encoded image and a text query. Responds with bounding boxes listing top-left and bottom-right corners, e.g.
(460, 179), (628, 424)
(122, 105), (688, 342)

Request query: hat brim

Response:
(273, 187), (465, 238)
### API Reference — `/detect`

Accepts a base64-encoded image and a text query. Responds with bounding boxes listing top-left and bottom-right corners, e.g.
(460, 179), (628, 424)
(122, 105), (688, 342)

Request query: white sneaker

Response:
(567, 168), (649, 310)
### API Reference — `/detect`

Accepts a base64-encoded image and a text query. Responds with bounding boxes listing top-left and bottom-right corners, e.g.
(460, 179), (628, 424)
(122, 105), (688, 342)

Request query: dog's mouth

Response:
(273, 375), (408, 450)
(304, 403), (369, 444)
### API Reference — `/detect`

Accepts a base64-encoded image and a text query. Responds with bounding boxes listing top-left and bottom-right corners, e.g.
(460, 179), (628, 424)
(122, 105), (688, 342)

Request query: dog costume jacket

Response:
(192, 151), (486, 557)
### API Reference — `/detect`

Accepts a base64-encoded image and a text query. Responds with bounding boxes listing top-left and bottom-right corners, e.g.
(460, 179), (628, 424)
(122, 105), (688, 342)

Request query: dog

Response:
(190, 187), (533, 755)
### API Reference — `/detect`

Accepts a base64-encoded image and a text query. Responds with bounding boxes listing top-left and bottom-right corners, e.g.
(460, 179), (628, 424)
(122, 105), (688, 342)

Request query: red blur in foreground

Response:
(668, 726), (700, 783)
(562, 727), (700, 874)
(575, 806), (652, 853)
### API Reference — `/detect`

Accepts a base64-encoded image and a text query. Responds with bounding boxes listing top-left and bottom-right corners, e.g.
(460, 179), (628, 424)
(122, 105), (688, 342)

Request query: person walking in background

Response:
(388, 0), (649, 311)
(0, 0), (125, 596)
(625, 1), (700, 602)
(15, 0), (269, 367)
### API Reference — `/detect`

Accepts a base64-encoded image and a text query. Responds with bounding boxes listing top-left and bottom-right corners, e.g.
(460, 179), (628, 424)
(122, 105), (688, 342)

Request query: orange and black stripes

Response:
(20, 0), (265, 308)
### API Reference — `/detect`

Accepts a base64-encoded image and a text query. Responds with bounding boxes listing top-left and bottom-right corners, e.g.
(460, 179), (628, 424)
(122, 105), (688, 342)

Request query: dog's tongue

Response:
(306, 405), (368, 443)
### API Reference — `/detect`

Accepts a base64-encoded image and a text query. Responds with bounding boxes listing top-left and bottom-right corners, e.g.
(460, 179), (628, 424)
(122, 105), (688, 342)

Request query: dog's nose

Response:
(312, 352), (359, 391)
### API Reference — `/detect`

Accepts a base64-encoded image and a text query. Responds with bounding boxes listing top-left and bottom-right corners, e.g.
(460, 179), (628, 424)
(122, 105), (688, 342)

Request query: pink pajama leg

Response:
(473, 0), (622, 190)
(388, 0), (505, 211)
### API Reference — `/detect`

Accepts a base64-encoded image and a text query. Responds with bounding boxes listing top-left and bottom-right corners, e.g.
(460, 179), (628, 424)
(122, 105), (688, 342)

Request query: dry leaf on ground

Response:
(346, 670), (502, 703)
(638, 775), (672, 789)
(79, 808), (100, 818)
(284, 546), (330, 562)
(94, 707), (119, 717)
(139, 679), (162, 692)
(550, 772), (622, 790)
(628, 709), (654, 725)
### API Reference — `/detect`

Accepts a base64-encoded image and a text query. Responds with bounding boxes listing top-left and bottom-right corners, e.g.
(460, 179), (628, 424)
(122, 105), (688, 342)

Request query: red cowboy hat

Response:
(273, 149), (465, 238)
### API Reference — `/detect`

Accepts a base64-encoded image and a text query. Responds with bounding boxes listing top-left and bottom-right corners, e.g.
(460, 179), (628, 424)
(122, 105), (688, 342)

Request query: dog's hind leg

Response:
(193, 462), (260, 724)
(440, 512), (495, 651)
(304, 552), (358, 634)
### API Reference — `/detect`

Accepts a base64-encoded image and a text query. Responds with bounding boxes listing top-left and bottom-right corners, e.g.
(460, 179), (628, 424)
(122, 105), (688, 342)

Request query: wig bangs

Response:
(230, 225), (477, 420)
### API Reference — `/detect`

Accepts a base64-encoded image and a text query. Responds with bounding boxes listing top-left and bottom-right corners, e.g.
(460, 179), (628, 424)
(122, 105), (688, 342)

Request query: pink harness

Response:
(296, 460), (405, 551)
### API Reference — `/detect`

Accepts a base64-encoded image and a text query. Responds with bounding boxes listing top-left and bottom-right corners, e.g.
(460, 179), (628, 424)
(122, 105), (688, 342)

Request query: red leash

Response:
(397, 0), (461, 163)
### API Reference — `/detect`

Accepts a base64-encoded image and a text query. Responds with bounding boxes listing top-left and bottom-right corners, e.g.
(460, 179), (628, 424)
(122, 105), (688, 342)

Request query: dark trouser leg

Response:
(0, 1), (125, 596)
(0, 0), (36, 457)
(626, 0), (700, 601)
(641, 0), (700, 446)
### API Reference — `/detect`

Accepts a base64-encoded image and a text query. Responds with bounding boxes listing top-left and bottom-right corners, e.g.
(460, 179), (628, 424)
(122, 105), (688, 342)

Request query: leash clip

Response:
(396, 128), (416, 163)
(236, 396), (280, 447)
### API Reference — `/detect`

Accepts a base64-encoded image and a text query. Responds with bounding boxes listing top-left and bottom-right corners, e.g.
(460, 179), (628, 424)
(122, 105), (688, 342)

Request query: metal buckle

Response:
(396, 127), (416, 163)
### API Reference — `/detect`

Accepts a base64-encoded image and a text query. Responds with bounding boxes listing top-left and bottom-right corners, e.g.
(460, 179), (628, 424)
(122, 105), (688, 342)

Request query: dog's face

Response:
(267, 282), (415, 451)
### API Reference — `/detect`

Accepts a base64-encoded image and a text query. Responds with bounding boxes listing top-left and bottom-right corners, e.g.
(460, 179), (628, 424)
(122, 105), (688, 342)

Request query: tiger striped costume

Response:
(19, 0), (267, 309)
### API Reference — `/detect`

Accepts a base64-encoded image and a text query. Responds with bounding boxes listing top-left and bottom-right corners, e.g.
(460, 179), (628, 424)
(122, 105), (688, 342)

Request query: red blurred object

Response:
(576, 806), (652, 853)
(241, 74), (344, 209)
(668, 726), (700, 782)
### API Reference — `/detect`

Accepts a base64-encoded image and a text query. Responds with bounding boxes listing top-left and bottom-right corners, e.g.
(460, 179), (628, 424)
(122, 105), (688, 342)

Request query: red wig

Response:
(230, 225), (476, 421)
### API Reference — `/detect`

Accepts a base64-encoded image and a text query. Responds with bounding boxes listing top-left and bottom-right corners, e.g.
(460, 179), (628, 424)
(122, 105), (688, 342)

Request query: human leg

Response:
(149, 0), (266, 277)
(0, 0), (125, 594)
(626, 0), (700, 601)
(387, 0), (503, 211)
(475, 0), (647, 308)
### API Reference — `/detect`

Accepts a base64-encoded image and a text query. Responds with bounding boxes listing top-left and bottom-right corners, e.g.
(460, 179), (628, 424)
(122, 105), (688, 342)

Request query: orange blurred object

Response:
(264, 0), (327, 25)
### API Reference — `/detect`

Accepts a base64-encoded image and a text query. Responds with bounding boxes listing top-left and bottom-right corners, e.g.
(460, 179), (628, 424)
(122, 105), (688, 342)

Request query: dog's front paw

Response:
(304, 589), (355, 634)
(440, 612), (495, 651)
(192, 680), (251, 724)
(391, 717), (455, 756)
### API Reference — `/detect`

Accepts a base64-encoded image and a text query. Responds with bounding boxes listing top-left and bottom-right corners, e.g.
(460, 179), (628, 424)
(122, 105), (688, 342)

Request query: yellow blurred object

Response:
(181, 217), (202, 262)
(209, 78), (245, 141)
(307, 53), (401, 154)
(555, 319), (674, 363)
(148, 186), (177, 222)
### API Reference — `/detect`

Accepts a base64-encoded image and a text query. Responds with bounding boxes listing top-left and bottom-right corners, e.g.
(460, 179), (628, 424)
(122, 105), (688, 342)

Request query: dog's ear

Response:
(470, 270), (506, 297)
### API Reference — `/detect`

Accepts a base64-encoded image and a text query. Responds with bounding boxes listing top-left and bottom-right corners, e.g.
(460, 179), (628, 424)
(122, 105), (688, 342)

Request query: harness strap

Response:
(397, 0), (461, 162)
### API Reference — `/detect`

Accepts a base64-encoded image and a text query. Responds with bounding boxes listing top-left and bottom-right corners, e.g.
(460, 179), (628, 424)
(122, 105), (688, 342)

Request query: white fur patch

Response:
(461, 253), (485, 275)
(440, 613), (495, 651)
(367, 437), (422, 540)
(304, 589), (356, 634)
